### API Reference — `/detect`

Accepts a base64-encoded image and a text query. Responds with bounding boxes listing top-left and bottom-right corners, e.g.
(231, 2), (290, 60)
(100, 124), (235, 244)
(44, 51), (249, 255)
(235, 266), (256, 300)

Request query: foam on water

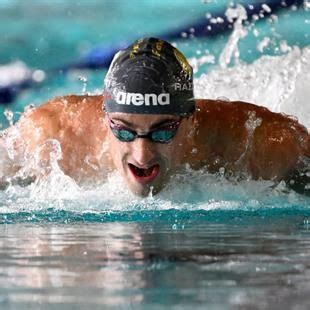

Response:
(0, 161), (309, 224)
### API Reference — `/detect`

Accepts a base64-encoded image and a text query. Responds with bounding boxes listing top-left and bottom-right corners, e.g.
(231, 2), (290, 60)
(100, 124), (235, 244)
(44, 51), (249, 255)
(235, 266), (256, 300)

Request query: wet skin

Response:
(0, 94), (309, 196)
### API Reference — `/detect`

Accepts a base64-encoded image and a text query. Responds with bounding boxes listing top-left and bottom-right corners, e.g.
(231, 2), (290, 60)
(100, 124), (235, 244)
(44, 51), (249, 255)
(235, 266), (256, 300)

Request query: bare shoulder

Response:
(193, 99), (309, 182)
(195, 98), (309, 151)
(196, 98), (303, 121)
(6, 94), (104, 154)
(18, 94), (103, 131)
(195, 98), (308, 140)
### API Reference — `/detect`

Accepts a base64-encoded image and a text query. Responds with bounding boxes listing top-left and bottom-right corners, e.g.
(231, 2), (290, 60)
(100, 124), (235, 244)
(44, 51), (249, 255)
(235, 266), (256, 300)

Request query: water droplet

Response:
(32, 70), (46, 82)
(79, 76), (88, 93)
(4, 109), (14, 126)
(217, 96), (230, 102)
(261, 4), (272, 13)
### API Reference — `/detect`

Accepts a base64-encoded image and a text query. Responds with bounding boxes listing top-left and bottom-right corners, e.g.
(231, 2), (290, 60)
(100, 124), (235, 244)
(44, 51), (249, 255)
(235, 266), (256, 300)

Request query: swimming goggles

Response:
(106, 115), (181, 143)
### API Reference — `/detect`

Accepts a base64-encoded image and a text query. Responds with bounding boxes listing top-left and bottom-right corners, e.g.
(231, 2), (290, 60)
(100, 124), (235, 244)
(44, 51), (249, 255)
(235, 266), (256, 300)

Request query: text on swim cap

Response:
(115, 91), (170, 106)
(173, 82), (193, 91)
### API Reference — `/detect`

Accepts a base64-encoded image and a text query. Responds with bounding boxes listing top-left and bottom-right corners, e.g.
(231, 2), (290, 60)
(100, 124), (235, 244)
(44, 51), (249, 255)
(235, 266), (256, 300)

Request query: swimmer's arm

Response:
(195, 99), (309, 193)
(249, 110), (309, 194)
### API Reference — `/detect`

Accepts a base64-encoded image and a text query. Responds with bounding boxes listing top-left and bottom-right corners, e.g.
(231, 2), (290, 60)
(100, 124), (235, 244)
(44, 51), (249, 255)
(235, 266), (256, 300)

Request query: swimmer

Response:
(0, 38), (309, 196)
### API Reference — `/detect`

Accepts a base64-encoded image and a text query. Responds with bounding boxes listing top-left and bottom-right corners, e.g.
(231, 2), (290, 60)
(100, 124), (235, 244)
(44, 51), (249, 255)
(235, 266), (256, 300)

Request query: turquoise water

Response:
(1, 219), (310, 309)
(0, 0), (310, 309)
(1, 0), (309, 125)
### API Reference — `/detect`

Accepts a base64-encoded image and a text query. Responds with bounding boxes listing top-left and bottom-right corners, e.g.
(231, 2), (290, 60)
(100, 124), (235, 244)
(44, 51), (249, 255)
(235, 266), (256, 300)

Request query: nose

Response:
(131, 138), (156, 166)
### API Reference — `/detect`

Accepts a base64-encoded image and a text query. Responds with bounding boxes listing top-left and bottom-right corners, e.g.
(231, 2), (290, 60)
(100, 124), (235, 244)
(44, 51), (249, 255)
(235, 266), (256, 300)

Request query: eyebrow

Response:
(110, 117), (179, 130)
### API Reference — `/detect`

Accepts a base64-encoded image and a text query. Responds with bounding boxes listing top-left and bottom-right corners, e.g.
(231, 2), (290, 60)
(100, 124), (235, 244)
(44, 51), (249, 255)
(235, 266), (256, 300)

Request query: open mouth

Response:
(128, 164), (160, 183)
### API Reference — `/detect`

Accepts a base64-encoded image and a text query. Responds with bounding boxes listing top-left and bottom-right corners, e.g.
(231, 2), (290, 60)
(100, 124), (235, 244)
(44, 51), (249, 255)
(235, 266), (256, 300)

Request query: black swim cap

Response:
(104, 38), (195, 116)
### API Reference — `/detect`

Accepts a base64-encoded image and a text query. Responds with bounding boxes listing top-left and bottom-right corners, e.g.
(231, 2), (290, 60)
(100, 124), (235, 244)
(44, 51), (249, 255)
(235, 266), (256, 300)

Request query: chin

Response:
(122, 160), (169, 197)
(128, 182), (163, 197)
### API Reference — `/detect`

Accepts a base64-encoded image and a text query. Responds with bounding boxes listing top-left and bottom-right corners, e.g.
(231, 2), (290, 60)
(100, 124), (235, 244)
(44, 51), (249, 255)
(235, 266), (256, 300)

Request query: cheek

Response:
(157, 144), (180, 167)
(166, 138), (187, 166)
(107, 134), (127, 164)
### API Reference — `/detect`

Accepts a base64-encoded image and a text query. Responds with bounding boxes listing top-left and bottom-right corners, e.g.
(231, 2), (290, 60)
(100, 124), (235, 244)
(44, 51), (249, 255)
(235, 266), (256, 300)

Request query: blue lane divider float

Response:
(68, 0), (303, 70)
(0, 0), (303, 104)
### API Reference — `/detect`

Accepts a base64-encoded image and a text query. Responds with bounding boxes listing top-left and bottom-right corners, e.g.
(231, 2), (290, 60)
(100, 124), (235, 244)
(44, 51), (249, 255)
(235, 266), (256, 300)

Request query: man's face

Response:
(105, 112), (192, 197)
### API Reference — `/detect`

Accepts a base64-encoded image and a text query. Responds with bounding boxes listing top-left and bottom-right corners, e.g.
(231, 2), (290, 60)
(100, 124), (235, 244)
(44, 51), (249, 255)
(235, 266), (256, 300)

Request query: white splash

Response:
(219, 4), (248, 68)
(0, 164), (306, 214)
(195, 46), (310, 129)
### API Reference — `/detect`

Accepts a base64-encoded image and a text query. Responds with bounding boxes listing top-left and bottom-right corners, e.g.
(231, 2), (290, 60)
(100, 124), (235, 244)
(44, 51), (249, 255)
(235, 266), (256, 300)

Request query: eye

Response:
(119, 129), (135, 140)
(151, 130), (175, 142)
(112, 128), (135, 142)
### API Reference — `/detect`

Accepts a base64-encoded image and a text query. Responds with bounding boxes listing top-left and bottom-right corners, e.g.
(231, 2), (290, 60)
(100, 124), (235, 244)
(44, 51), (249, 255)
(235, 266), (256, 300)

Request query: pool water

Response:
(1, 218), (310, 309)
(0, 0), (310, 309)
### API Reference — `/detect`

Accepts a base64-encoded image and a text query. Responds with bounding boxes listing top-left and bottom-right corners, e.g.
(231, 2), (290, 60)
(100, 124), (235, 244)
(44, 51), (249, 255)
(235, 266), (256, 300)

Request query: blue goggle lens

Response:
(112, 129), (136, 142)
(151, 130), (176, 143)
(107, 115), (181, 143)
(112, 128), (177, 143)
